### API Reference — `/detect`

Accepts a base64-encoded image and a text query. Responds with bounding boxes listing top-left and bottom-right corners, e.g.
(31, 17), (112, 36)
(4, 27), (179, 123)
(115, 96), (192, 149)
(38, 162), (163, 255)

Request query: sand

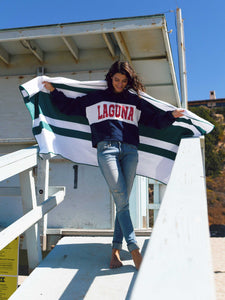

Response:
(211, 237), (225, 300)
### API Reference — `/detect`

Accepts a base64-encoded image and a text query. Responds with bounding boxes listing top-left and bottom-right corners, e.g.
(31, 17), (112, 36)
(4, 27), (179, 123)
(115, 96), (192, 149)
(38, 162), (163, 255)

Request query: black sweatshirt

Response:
(50, 88), (175, 148)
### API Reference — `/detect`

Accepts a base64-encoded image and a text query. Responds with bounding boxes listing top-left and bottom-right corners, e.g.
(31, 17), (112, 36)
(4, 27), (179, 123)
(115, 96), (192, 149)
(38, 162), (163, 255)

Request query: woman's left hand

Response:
(172, 109), (185, 118)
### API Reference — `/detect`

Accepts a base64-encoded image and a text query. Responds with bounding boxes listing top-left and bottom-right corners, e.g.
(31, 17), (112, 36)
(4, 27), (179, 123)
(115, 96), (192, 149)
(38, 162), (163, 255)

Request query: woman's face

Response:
(111, 73), (128, 93)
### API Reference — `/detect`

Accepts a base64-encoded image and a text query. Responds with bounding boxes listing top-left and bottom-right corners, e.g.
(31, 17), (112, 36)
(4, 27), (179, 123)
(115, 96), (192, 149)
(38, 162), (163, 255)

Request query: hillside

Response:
(190, 106), (225, 228)
(207, 170), (225, 226)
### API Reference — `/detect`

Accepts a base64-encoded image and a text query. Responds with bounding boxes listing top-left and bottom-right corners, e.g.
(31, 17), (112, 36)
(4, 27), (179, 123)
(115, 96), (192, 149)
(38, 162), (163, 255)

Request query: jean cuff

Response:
(112, 242), (122, 251)
(127, 243), (139, 253)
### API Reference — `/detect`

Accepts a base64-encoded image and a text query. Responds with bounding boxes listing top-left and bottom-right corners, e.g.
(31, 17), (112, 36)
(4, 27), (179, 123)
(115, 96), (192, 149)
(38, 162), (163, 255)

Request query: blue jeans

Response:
(97, 141), (139, 252)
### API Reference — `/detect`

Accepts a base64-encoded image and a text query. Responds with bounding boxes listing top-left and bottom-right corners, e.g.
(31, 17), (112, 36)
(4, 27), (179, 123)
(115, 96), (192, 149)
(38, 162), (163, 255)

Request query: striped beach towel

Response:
(19, 76), (214, 184)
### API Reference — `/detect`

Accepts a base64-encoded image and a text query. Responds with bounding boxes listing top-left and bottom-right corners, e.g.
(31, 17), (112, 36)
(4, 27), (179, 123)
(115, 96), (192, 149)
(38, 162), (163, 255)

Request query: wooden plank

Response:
(9, 236), (148, 300)
(131, 138), (216, 300)
(102, 33), (116, 58)
(0, 16), (164, 41)
(114, 32), (132, 65)
(61, 36), (79, 62)
(0, 188), (65, 252)
(36, 157), (49, 251)
(0, 187), (20, 196)
(148, 203), (160, 210)
(0, 146), (38, 181)
(153, 183), (160, 222)
(22, 40), (44, 63)
(20, 169), (42, 271)
(0, 44), (10, 64)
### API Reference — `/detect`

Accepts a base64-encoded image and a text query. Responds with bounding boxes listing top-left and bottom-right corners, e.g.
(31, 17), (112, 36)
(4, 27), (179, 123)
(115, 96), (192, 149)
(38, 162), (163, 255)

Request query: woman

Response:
(43, 61), (184, 270)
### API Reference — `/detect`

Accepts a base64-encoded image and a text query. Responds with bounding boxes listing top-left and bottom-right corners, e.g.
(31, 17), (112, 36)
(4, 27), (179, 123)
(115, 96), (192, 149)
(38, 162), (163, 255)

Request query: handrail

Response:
(0, 146), (38, 181)
(0, 188), (65, 251)
(131, 137), (216, 300)
(0, 146), (65, 270)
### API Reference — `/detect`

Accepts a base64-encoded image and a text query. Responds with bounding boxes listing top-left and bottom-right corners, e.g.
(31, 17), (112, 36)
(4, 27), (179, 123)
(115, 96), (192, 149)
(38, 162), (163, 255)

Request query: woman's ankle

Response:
(131, 249), (142, 270)
(110, 248), (123, 269)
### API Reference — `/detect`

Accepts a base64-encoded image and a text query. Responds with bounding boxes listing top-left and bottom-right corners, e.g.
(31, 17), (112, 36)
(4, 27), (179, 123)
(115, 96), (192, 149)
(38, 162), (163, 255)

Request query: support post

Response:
(19, 168), (42, 272)
(153, 183), (160, 222)
(36, 156), (49, 251)
(176, 8), (188, 109)
(131, 138), (216, 299)
(148, 180), (166, 226)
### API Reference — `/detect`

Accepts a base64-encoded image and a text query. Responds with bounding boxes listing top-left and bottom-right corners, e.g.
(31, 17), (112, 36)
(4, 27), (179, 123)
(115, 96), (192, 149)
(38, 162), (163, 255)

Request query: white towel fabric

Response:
(20, 76), (214, 184)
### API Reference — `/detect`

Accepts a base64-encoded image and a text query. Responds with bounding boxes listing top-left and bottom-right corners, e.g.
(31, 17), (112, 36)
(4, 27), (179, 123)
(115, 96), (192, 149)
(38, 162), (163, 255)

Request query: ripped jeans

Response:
(97, 141), (139, 252)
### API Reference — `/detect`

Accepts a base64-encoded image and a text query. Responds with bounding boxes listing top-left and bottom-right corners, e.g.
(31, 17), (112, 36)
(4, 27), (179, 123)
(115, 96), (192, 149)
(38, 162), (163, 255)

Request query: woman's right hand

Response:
(42, 81), (55, 92)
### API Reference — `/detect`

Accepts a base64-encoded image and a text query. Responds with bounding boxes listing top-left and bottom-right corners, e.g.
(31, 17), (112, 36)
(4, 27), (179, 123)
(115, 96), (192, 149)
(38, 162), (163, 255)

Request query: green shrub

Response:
(189, 106), (225, 177)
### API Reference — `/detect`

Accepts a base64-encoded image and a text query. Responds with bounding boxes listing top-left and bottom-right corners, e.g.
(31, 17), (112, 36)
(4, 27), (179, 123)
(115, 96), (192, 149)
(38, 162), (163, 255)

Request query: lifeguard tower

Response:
(0, 9), (215, 299)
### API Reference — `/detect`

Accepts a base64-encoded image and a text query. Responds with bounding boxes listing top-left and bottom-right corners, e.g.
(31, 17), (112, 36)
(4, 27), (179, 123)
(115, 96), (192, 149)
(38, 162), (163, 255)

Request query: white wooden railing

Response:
(0, 138), (216, 299)
(131, 137), (216, 300)
(0, 146), (65, 271)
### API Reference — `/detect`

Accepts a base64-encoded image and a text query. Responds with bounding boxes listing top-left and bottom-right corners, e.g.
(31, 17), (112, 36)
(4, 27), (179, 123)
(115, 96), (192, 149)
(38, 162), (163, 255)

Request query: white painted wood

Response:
(0, 146), (65, 270)
(161, 22), (181, 107)
(0, 187), (20, 196)
(0, 146), (38, 181)
(148, 203), (160, 210)
(131, 138), (216, 300)
(176, 8), (188, 109)
(0, 188), (65, 252)
(0, 44), (10, 64)
(153, 183), (160, 222)
(0, 138), (35, 144)
(9, 236), (148, 300)
(148, 180), (166, 227)
(22, 39), (44, 63)
(19, 169), (42, 270)
(128, 176), (148, 229)
(46, 162), (113, 230)
(114, 32), (132, 64)
(0, 76), (35, 141)
(0, 17), (164, 42)
(102, 33), (116, 58)
(36, 156), (49, 251)
(61, 36), (79, 61)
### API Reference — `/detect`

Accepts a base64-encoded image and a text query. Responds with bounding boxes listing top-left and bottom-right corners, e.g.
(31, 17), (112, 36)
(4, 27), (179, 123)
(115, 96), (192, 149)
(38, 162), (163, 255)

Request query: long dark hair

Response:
(105, 61), (145, 95)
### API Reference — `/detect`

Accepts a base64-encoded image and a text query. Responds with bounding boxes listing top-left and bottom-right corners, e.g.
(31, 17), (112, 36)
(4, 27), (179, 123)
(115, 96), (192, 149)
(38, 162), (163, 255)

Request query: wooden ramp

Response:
(10, 236), (149, 300)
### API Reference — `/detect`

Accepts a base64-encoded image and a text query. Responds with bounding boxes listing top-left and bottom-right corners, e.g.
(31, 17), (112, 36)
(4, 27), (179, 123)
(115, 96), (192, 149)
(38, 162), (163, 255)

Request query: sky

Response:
(0, 0), (224, 101)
